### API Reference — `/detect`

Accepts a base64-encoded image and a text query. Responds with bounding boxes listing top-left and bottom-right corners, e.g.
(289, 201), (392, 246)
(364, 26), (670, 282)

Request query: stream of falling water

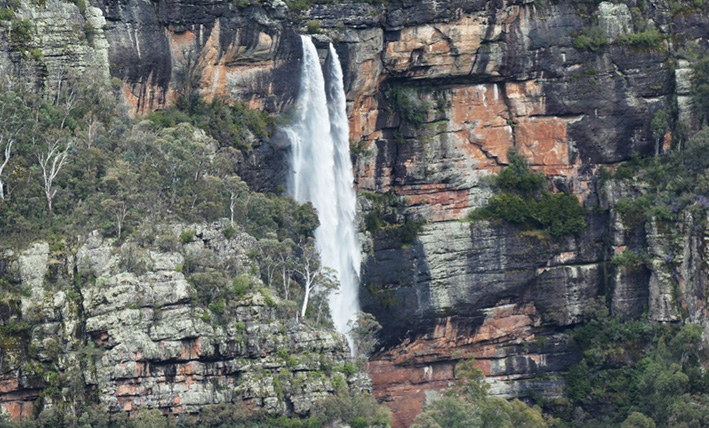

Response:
(285, 36), (361, 354)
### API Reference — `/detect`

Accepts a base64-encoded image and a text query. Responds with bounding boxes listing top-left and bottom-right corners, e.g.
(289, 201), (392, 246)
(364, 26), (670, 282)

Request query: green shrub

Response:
(611, 249), (644, 268)
(306, 20), (321, 34)
(232, 274), (252, 297)
(392, 219), (425, 245)
(10, 19), (33, 49)
(208, 298), (226, 315)
(620, 27), (664, 50)
(342, 363), (357, 376)
(364, 211), (384, 233)
(223, 226), (237, 239)
(312, 391), (392, 428)
(261, 288), (277, 307)
(470, 150), (586, 238)
(385, 86), (429, 128)
(180, 230), (196, 244)
(693, 57), (709, 125)
(563, 309), (708, 428)
(615, 196), (652, 228)
(150, 98), (274, 153)
(0, 7), (15, 20)
(571, 26), (608, 52)
(67, 0), (86, 13)
(156, 233), (180, 251)
(496, 151), (546, 195)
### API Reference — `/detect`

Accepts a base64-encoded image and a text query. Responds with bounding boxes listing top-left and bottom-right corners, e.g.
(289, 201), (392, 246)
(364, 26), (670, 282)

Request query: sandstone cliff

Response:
(2, 0), (709, 426)
(0, 222), (368, 419)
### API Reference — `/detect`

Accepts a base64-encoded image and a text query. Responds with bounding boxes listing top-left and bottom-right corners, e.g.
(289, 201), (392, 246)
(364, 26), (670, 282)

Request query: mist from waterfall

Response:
(285, 36), (361, 353)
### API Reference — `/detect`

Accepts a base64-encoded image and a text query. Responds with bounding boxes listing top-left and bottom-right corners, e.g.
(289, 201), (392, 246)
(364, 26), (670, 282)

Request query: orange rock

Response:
(384, 16), (484, 77)
(370, 305), (540, 428)
(514, 117), (569, 168)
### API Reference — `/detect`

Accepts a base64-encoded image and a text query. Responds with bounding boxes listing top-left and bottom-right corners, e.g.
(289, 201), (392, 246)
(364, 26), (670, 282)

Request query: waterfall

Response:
(286, 36), (361, 353)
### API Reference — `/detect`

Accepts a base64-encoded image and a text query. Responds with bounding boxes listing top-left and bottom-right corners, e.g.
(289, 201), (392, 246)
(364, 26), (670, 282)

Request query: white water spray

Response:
(286, 36), (361, 353)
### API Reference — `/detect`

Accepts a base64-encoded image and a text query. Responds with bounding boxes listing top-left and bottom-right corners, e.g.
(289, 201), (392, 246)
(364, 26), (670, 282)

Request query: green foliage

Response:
(285, 0), (311, 11)
(385, 86), (430, 128)
(0, 76), (319, 251)
(180, 230), (196, 245)
(621, 412), (656, 428)
(650, 110), (669, 144)
(393, 219), (426, 245)
(0, 394), (389, 427)
(608, 127), (709, 227)
(232, 274), (253, 297)
(619, 27), (664, 50)
(611, 249), (645, 268)
(311, 390), (393, 428)
(148, 97), (274, 153)
(362, 192), (425, 245)
(208, 298), (227, 315)
(245, 193), (319, 241)
(693, 56), (709, 125)
(413, 360), (550, 428)
(562, 307), (709, 428)
(470, 150), (587, 238)
(0, 7), (15, 21)
(496, 151), (546, 195)
(571, 27), (608, 52)
(305, 19), (321, 34)
(223, 226), (237, 239)
(10, 18), (33, 51)
(66, 0), (86, 13)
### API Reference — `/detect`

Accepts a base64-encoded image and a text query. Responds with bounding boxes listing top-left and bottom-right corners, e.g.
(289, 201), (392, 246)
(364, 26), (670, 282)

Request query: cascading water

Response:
(286, 36), (361, 353)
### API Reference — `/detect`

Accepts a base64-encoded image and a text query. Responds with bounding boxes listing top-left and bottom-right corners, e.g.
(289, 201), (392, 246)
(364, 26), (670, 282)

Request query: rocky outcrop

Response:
(3, 0), (709, 426)
(1, 0), (303, 114)
(0, 223), (365, 419)
(323, 1), (700, 426)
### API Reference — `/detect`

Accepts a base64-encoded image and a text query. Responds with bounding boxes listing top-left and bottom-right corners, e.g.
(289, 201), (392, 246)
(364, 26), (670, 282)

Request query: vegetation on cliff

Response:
(0, 74), (391, 426)
(413, 360), (551, 428)
(0, 392), (391, 428)
(610, 127), (709, 225)
(556, 307), (709, 428)
(469, 150), (587, 238)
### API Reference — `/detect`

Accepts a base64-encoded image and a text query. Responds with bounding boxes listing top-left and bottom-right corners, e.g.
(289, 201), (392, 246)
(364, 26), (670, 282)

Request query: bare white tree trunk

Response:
(282, 265), (291, 301)
(230, 191), (236, 225)
(298, 256), (318, 320)
(115, 201), (127, 240)
(301, 281), (313, 319)
(37, 139), (72, 215)
(0, 139), (12, 202)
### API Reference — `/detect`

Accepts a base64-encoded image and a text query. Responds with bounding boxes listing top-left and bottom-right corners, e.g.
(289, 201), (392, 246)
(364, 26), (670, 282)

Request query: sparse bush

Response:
(180, 229), (196, 245)
(232, 274), (252, 297)
(620, 27), (664, 50)
(156, 233), (180, 252)
(470, 150), (586, 238)
(611, 249), (645, 268)
(571, 26), (608, 52)
(306, 20), (321, 34)
(385, 86), (429, 128)
(223, 226), (237, 239)
(312, 391), (392, 428)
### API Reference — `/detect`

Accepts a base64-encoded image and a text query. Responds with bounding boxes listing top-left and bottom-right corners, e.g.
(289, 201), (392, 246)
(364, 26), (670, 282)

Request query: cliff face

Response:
(0, 222), (366, 419)
(1, 0), (708, 426)
(328, 1), (703, 427)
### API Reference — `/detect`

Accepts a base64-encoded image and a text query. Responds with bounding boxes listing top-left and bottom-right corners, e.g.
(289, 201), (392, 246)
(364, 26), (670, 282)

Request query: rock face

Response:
(0, 223), (365, 419)
(2, 0), (709, 426)
(322, 1), (700, 427)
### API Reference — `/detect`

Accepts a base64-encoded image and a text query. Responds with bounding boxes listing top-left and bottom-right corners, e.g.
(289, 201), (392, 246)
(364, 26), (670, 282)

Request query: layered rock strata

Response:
(0, 223), (365, 419)
(1, 0), (708, 426)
